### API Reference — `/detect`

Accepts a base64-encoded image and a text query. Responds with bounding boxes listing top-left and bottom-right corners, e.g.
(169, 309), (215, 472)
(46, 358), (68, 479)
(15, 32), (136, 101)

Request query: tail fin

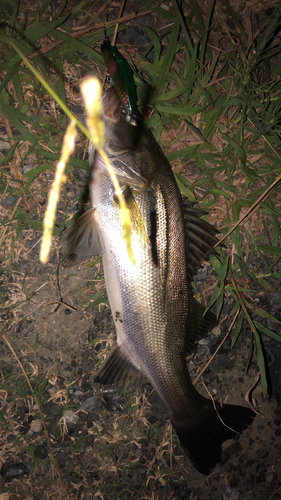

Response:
(174, 404), (255, 475)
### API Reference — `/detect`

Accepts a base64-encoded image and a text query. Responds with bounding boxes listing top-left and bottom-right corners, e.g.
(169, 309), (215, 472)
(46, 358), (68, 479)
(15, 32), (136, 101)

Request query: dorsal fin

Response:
(183, 201), (220, 279)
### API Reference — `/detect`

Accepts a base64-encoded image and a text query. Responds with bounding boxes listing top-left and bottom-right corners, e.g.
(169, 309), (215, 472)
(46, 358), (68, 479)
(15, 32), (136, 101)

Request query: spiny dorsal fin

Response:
(61, 208), (105, 257)
(94, 343), (141, 386)
(183, 201), (220, 279)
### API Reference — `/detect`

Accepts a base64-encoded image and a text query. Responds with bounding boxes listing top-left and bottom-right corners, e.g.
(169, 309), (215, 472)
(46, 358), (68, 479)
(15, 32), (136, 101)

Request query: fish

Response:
(62, 85), (256, 475)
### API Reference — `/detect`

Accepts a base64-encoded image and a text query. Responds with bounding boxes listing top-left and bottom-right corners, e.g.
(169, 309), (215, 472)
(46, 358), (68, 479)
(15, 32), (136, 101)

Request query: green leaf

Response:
(204, 281), (224, 315)
(24, 164), (54, 186)
(142, 25), (162, 64)
(155, 104), (206, 116)
(174, 173), (195, 200)
(209, 254), (222, 274)
(36, 150), (88, 170)
(212, 189), (233, 200)
(248, 303), (281, 324)
(231, 311), (245, 348)
(258, 245), (281, 257)
(15, 207), (60, 235)
(172, 0), (193, 53)
(220, 132), (247, 165)
(156, 23), (180, 95)
(139, 0), (175, 21)
(254, 321), (281, 341)
(25, 14), (71, 44)
(81, 289), (108, 308)
(217, 256), (229, 282)
(215, 285), (225, 318)
(245, 337), (254, 375)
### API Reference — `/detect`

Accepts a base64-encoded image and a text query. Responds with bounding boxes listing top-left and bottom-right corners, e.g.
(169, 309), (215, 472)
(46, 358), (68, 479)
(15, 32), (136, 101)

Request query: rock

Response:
(222, 485), (239, 500)
(0, 462), (28, 482)
(266, 473), (274, 484)
(0, 493), (10, 500)
(1, 194), (17, 207)
(34, 444), (48, 460)
(63, 410), (79, 425)
(80, 396), (102, 413)
(30, 419), (43, 433)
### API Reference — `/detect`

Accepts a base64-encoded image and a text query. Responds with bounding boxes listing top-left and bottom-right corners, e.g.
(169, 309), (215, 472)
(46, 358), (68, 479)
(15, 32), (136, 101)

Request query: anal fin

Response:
(94, 343), (141, 385)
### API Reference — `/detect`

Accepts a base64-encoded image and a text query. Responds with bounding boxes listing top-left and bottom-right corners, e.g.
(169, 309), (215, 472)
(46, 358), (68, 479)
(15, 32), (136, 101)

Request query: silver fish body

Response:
(62, 87), (255, 474)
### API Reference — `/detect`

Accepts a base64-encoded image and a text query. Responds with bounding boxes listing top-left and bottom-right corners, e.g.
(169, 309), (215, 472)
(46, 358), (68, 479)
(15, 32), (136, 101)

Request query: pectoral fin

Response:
(61, 208), (105, 257)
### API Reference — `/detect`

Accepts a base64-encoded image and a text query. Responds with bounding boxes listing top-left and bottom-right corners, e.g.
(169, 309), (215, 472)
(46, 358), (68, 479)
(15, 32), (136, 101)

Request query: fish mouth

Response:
(102, 87), (122, 122)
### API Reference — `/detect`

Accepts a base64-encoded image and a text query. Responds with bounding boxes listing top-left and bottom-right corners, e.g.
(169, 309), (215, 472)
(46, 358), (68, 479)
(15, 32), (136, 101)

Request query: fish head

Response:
(89, 86), (158, 191)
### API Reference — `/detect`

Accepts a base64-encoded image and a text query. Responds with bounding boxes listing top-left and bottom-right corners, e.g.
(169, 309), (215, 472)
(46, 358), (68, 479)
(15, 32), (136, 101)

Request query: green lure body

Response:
(101, 38), (137, 122)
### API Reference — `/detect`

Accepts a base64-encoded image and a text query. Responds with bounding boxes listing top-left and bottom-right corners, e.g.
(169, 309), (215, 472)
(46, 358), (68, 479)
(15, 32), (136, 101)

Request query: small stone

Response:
(80, 397), (101, 412)
(266, 474), (274, 484)
(212, 326), (221, 336)
(222, 485), (239, 500)
(197, 344), (209, 356)
(63, 410), (79, 425)
(22, 161), (33, 174)
(77, 411), (88, 423)
(256, 463), (266, 474)
(0, 493), (10, 500)
(30, 419), (43, 433)
(34, 444), (48, 460)
(48, 387), (57, 398)
(1, 194), (17, 207)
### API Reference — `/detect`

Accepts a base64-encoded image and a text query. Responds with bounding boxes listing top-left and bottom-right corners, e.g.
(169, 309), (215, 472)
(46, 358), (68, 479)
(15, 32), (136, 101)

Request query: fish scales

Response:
(62, 86), (255, 474)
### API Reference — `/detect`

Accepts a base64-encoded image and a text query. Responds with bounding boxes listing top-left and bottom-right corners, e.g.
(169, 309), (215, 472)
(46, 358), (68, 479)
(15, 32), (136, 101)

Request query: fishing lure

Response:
(101, 38), (138, 125)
